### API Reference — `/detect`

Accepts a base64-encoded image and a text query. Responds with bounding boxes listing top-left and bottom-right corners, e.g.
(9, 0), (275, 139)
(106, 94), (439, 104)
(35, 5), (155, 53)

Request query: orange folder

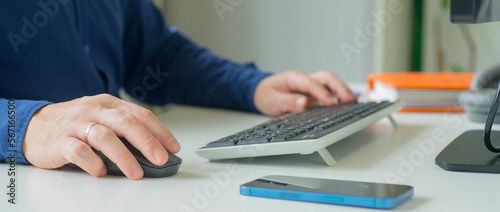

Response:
(398, 107), (465, 113)
(367, 72), (475, 113)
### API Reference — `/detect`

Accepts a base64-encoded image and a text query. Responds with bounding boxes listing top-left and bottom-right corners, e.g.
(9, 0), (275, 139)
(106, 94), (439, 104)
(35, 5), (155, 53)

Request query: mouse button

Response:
(167, 153), (182, 164)
(119, 137), (151, 165)
(94, 149), (109, 164)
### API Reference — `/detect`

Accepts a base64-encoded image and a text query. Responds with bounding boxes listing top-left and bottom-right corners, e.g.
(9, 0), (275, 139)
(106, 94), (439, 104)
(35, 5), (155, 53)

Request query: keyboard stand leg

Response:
(317, 148), (336, 166)
(388, 115), (398, 129)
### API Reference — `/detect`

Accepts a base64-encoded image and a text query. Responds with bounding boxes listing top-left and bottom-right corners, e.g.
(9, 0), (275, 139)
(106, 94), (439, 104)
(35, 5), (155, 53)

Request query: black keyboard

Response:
(196, 101), (401, 165)
(203, 101), (394, 148)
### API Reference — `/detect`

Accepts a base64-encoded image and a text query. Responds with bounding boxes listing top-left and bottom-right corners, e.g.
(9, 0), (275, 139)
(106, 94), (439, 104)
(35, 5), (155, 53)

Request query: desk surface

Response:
(3, 92), (500, 211)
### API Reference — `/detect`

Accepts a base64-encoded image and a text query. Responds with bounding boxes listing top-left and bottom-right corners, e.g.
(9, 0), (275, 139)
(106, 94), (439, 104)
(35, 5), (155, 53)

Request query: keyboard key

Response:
(270, 136), (286, 142)
(237, 137), (270, 145)
(254, 128), (267, 133)
(265, 124), (278, 129)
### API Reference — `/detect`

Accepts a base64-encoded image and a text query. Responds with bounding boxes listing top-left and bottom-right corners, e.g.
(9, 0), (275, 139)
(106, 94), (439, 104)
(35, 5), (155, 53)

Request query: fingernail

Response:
(295, 97), (306, 109)
(154, 147), (168, 164)
(131, 163), (143, 179)
(332, 97), (339, 105)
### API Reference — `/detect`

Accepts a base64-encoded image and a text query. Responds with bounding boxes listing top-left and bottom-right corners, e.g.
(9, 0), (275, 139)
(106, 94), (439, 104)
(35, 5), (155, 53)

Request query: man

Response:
(0, 0), (356, 180)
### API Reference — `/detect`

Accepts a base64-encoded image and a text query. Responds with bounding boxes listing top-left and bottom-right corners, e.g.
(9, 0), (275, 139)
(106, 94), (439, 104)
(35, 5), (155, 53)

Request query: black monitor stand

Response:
(435, 130), (500, 173)
(435, 82), (500, 173)
(435, 0), (500, 173)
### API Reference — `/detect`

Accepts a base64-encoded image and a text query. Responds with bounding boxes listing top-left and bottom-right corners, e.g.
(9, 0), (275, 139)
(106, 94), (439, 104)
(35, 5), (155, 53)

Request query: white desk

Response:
(2, 95), (500, 211)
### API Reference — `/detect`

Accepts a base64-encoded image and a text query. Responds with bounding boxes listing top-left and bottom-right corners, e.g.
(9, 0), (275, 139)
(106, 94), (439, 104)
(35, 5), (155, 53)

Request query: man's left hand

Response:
(254, 70), (358, 116)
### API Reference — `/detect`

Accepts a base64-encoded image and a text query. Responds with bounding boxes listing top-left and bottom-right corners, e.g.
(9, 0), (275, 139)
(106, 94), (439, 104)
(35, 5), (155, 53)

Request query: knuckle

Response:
(73, 143), (91, 158)
(92, 126), (114, 142)
(317, 71), (330, 76)
(141, 135), (159, 150)
(81, 94), (115, 104)
(302, 75), (317, 85)
(288, 70), (302, 76)
(97, 93), (114, 99)
(314, 71), (336, 79)
(119, 112), (137, 125)
(114, 150), (132, 164)
(79, 96), (94, 106)
(80, 96), (91, 101)
(138, 108), (155, 119)
(68, 143), (91, 163)
(98, 94), (119, 105)
(78, 96), (101, 111)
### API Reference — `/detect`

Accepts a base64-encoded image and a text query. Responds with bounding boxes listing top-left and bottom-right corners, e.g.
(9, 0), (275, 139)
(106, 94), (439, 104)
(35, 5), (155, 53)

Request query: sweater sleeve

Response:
(0, 99), (51, 164)
(121, 0), (272, 113)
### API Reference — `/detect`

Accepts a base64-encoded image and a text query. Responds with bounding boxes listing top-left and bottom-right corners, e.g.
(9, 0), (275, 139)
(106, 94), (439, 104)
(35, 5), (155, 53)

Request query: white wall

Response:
(423, 0), (500, 73)
(443, 22), (500, 72)
(161, 0), (384, 82)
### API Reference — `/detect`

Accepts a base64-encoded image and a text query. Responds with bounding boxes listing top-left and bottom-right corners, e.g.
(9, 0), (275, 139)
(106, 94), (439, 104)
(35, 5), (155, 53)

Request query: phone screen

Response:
(260, 175), (410, 198)
(240, 175), (413, 209)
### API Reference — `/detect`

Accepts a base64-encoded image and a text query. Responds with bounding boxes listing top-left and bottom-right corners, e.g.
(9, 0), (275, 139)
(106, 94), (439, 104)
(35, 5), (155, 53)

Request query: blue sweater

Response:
(0, 0), (270, 164)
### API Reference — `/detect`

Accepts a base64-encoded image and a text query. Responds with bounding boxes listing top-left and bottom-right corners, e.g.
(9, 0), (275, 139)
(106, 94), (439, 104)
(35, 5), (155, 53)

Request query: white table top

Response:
(3, 92), (500, 211)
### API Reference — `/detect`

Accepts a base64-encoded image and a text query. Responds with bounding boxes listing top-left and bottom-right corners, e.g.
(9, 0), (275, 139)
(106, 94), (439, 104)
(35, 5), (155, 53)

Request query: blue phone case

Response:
(240, 175), (413, 209)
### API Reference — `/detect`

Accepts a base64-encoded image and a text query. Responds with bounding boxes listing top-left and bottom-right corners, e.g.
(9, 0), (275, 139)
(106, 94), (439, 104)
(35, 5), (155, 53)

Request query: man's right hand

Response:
(22, 94), (181, 180)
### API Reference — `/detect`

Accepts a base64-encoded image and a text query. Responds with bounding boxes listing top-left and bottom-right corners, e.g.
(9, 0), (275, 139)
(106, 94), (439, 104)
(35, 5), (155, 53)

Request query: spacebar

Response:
(237, 138), (269, 145)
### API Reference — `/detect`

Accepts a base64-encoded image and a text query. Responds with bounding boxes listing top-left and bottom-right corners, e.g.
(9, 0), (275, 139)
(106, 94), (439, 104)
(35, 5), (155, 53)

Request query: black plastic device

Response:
(451, 0), (500, 23)
(94, 137), (182, 178)
(436, 0), (500, 173)
(436, 130), (500, 172)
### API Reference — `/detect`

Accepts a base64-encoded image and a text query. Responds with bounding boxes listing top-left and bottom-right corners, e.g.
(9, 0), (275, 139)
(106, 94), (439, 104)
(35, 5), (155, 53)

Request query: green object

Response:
(442, 0), (449, 9)
(412, 0), (423, 72)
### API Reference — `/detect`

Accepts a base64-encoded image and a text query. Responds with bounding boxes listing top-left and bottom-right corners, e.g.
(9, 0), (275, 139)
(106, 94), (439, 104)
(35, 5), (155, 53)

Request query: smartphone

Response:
(240, 175), (413, 209)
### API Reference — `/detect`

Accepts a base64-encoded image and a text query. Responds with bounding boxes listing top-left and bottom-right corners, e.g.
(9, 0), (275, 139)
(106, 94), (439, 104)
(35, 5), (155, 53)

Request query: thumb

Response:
(278, 94), (307, 114)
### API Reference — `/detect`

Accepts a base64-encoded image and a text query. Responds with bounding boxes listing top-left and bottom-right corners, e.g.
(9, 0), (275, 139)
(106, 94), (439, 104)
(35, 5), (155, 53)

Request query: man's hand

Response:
(254, 71), (358, 116)
(22, 94), (181, 180)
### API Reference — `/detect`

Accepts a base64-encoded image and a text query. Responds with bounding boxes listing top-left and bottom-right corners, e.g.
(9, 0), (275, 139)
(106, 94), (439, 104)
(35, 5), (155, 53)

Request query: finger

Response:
(61, 137), (107, 178)
(326, 80), (357, 104)
(312, 72), (357, 103)
(93, 95), (181, 154)
(84, 124), (144, 180)
(91, 109), (170, 166)
(115, 103), (180, 154)
(273, 92), (309, 115)
(285, 72), (336, 106)
(304, 94), (321, 108)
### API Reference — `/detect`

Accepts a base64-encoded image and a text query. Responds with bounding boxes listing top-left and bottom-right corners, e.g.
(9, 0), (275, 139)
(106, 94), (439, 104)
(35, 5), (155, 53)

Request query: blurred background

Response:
(151, 0), (500, 82)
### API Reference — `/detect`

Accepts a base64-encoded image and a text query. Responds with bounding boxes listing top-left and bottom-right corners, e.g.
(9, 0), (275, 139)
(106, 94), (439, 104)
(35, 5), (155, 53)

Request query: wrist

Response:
(15, 100), (52, 164)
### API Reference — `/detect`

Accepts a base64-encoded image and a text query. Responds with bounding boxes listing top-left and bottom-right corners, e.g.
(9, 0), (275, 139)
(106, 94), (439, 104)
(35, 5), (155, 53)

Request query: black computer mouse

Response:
(94, 138), (182, 178)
